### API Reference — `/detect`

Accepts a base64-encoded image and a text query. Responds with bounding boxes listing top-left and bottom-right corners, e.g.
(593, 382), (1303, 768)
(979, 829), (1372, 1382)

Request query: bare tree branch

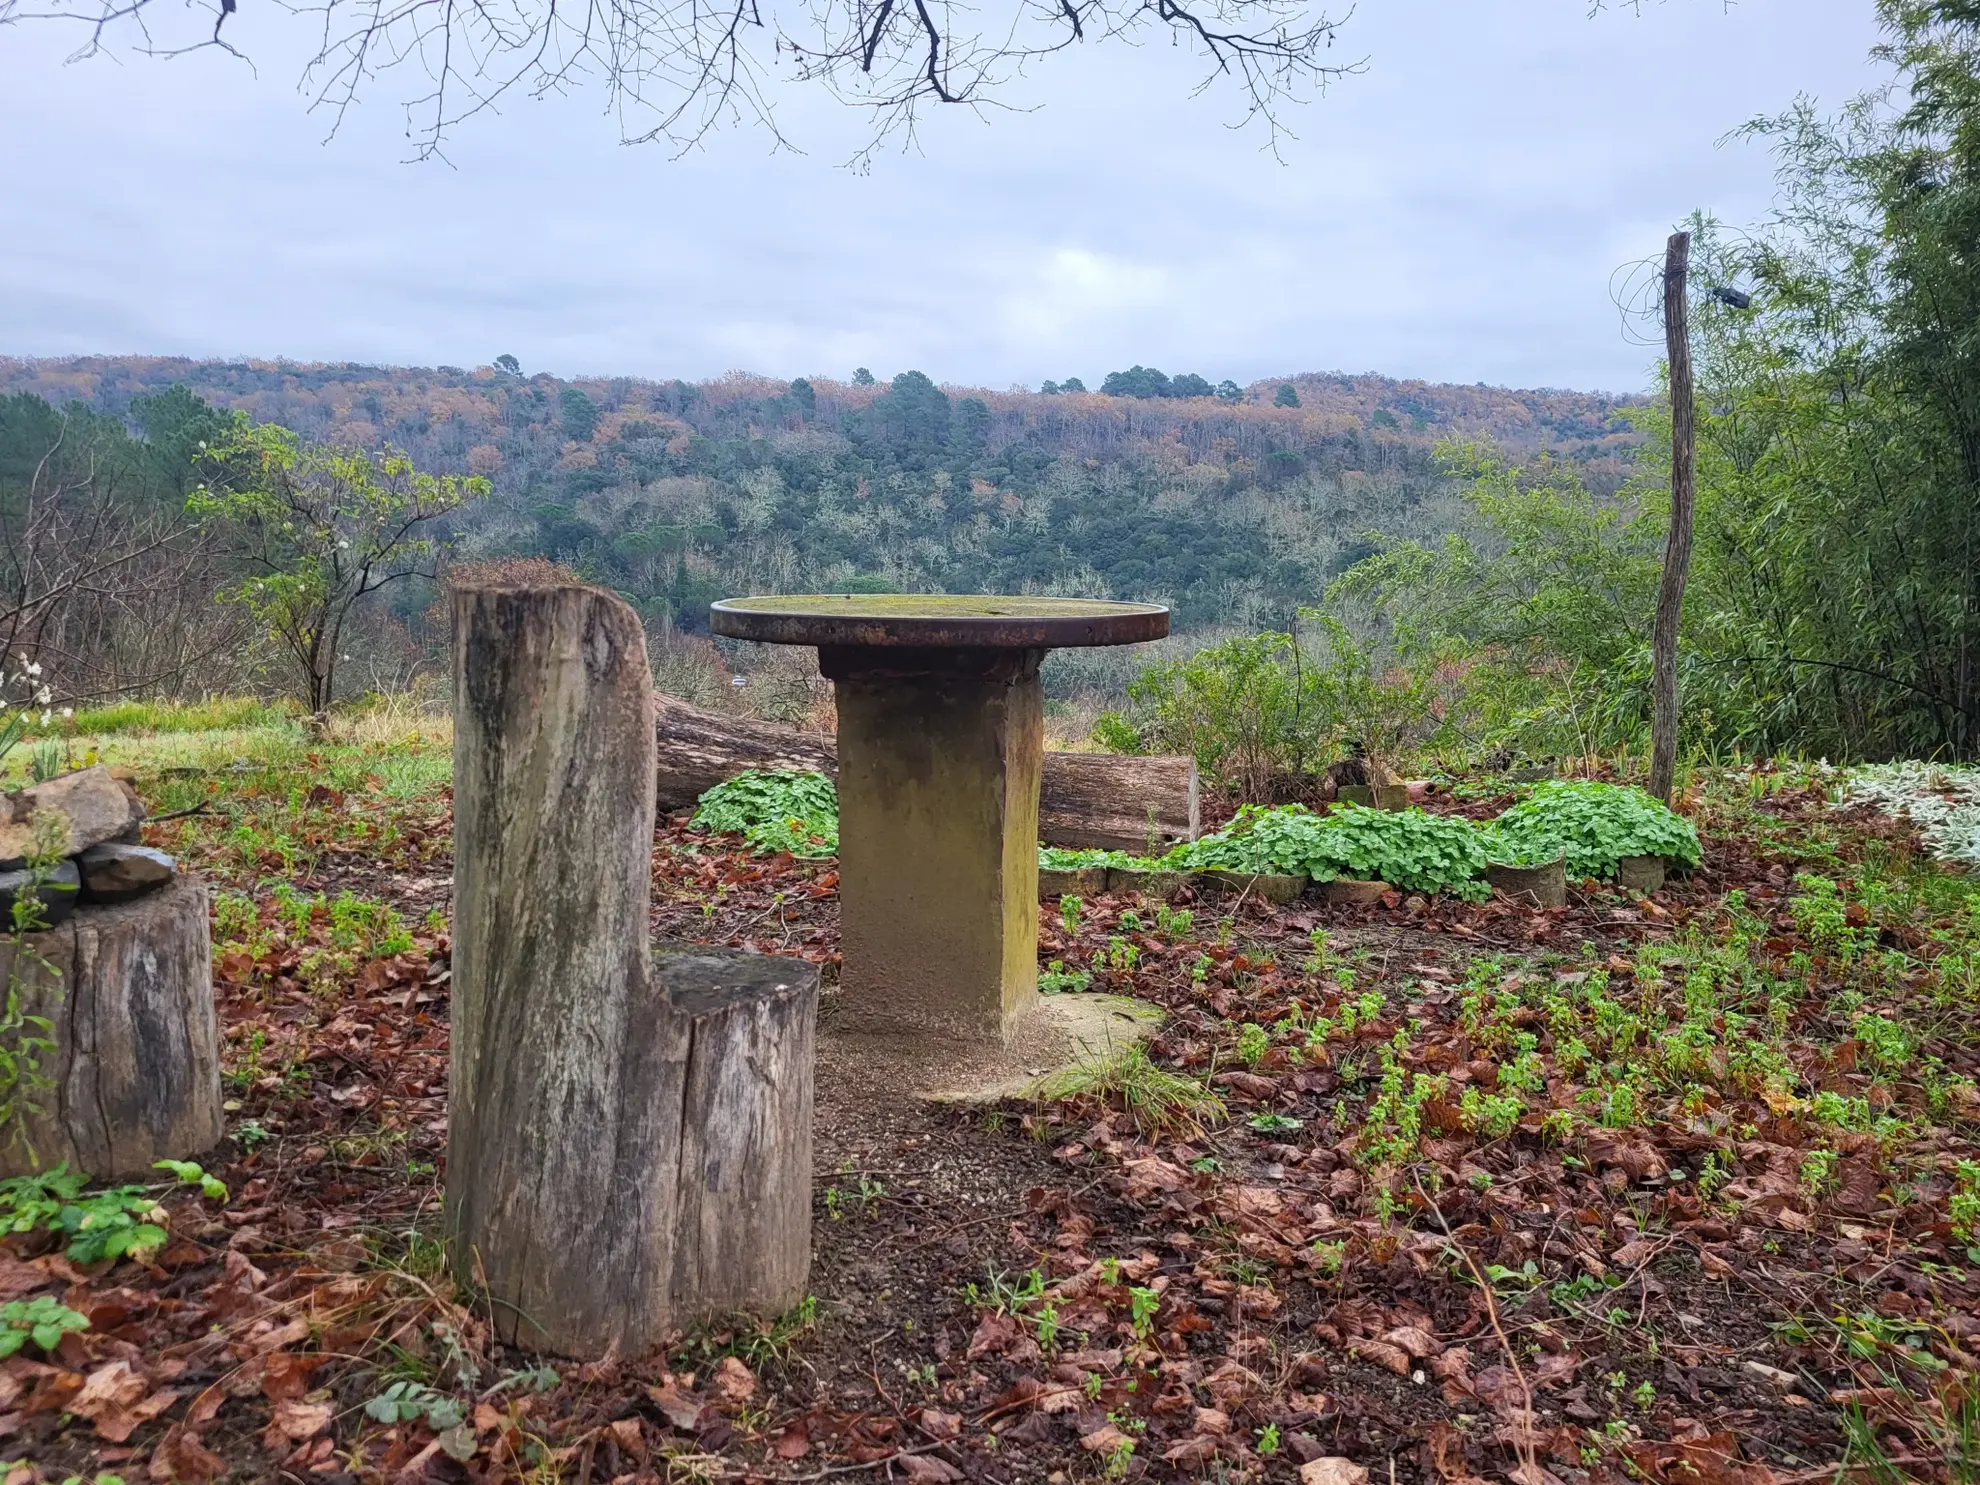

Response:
(0, 0), (1358, 161)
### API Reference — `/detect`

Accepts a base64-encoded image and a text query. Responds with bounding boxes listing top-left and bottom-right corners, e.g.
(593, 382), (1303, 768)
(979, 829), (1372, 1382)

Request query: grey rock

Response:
(1038, 866), (1107, 901)
(0, 766), (146, 866)
(1742, 1360), (1801, 1392)
(1204, 870), (1306, 904)
(0, 860), (81, 928)
(78, 843), (177, 904)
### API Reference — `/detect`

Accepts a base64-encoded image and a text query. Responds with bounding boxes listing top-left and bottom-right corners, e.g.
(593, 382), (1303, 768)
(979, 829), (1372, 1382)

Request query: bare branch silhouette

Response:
(0, 0), (1357, 160)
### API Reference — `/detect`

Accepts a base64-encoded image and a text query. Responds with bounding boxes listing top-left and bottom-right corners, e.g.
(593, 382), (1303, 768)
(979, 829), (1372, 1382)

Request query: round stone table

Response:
(710, 595), (1169, 1043)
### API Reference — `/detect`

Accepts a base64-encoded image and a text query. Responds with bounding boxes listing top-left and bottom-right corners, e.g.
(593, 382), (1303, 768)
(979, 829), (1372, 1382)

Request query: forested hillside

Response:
(0, 356), (1642, 636)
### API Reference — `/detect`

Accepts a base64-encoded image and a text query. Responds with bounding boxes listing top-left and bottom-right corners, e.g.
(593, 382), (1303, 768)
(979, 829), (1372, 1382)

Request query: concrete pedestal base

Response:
(815, 990), (1165, 1107)
(823, 645), (1044, 1042)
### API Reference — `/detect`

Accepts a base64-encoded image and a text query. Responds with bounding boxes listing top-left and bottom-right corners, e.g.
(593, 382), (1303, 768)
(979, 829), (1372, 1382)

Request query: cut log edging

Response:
(0, 874), (223, 1180)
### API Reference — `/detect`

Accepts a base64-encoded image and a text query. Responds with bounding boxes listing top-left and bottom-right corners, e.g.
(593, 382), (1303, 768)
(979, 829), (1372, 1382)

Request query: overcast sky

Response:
(1, 0), (1885, 394)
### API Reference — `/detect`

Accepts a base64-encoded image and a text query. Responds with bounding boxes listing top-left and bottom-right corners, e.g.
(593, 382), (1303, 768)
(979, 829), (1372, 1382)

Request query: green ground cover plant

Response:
(1166, 803), (1491, 896)
(1037, 846), (1159, 872)
(691, 770), (839, 858)
(711, 770), (1700, 903)
(1484, 779), (1702, 878)
(62, 697), (296, 737)
(0, 1296), (89, 1357)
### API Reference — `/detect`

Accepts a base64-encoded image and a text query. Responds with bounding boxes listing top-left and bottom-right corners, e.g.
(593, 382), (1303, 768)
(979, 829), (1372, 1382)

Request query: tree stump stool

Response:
(657, 947), (815, 1321)
(449, 578), (819, 1357)
(0, 875), (223, 1179)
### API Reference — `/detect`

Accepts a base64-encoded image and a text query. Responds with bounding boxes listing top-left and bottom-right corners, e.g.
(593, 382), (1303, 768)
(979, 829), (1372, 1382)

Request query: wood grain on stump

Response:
(451, 580), (818, 1356)
(658, 947), (816, 1321)
(0, 875), (222, 1179)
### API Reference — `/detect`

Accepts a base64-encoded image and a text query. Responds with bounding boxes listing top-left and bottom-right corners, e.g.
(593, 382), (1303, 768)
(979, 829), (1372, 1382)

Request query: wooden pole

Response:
(1649, 230), (1695, 805)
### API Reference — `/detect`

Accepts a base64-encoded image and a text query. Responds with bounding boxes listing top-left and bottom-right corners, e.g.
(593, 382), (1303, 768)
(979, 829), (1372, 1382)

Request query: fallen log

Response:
(1034, 750), (1199, 853)
(653, 691), (1198, 851)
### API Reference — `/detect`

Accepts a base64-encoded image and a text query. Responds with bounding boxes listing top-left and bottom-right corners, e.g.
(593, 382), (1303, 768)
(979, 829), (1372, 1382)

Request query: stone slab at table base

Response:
(818, 991), (1164, 1106)
(824, 645), (1044, 1043)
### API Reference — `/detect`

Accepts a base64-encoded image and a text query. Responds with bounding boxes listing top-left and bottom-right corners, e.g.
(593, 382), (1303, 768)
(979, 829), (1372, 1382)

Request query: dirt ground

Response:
(0, 764), (1976, 1485)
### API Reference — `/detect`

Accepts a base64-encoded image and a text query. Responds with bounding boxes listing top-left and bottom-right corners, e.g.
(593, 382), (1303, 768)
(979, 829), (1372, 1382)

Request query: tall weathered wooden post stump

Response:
(450, 579), (817, 1357)
(0, 875), (223, 1180)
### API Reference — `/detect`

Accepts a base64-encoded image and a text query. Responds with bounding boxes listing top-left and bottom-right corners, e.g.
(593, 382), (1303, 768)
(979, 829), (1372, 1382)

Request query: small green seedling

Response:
(154, 1159), (228, 1202)
(365, 1378), (466, 1431)
(0, 1296), (88, 1356)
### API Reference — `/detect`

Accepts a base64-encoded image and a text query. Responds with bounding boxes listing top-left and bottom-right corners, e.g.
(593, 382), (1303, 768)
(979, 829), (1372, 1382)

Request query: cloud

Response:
(0, 0), (1888, 393)
(998, 248), (1173, 353)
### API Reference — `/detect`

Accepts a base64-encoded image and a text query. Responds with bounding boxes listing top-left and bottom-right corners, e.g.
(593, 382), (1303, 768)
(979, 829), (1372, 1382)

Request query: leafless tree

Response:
(0, 413), (248, 703)
(0, 0), (1357, 162)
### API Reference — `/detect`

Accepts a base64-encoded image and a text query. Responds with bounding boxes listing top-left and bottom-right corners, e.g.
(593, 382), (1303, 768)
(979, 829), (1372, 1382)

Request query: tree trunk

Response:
(653, 691), (837, 794)
(451, 582), (819, 1357)
(1651, 229), (1696, 805)
(652, 691), (1199, 851)
(658, 946), (817, 1320)
(0, 874), (223, 1180)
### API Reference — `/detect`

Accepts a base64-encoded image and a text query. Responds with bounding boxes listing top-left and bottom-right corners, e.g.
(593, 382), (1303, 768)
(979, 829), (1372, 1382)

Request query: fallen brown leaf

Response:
(1352, 1339), (1413, 1376)
(1300, 1457), (1371, 1485)
(896, 1455), (964, 1483)
(149, 1423), (226, 1483)
(69, 1362), (156, 1443)
(711, 1355), (756, 1405)
(1080, 1423), (1132, 1454)
(646, 1381), (704, 1432)
(260, 1395), (334, 1453)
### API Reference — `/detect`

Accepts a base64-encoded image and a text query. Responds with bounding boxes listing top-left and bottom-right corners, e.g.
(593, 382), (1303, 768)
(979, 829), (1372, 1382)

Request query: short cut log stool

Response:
(449, 578), (818, 1358)
(0, 874), (223, 1180)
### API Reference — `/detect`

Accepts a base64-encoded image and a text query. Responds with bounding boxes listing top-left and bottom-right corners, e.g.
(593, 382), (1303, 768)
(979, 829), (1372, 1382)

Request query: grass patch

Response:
(1029, 1042), (1225, 1139)
(63, 696), (298, 737)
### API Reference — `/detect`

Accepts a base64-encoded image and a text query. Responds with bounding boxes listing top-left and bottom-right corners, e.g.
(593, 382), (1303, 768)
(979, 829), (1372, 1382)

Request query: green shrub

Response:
(692, 770), (839, 858)
(1484, 780), (1701, 879)
(1095, 633), (1319, 798)
(1096, 621), (1479, 799)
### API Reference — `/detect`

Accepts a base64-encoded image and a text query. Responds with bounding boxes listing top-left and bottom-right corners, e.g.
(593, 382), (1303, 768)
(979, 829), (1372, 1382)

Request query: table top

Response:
(709, 594), (1170, 650)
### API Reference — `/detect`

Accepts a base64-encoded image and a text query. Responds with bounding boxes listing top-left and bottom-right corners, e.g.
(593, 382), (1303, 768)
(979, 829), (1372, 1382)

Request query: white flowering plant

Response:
(0, 657), (72, 780)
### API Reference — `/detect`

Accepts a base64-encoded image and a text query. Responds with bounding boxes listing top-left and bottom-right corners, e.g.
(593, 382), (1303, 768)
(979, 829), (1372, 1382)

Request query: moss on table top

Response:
(709, 594), (1169, 649)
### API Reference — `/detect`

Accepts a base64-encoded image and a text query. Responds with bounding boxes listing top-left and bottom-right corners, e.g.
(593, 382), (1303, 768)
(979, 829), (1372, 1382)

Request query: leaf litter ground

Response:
(4, 743), (1978, 1485)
